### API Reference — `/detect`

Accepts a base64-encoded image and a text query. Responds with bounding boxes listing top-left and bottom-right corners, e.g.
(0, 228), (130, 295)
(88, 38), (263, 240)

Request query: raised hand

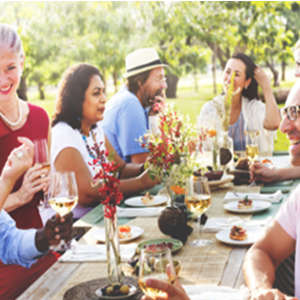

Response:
(1, 137), (34, 185)
(141, 279), (190, 300)
(35, 212), (73, 252)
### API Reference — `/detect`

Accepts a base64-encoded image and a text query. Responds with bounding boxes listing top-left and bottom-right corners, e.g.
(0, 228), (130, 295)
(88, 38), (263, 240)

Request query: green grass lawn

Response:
(30, 83), (290, 152)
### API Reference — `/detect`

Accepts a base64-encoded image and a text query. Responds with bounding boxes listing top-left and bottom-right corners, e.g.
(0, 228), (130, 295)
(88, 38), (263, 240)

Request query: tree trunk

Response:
(266, 62), (280, 87)
(17, 75), (28, 101)
(207, 41), (227, 69)
(166, 73), (179, 98)
(281, 60), (286, 82)
(38, 82), (45, 100)
(112, 71), (118, 93)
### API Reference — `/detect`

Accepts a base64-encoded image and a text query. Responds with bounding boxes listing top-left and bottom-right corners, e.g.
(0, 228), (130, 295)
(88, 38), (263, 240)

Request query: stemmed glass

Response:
(34, 139), (50, 208)
(47, 171), (78, 250)
(185, 175), (212, 247)
(138, 247), (176, 298)
(33, 139), (50, 171)
(245, 130), (260, 163)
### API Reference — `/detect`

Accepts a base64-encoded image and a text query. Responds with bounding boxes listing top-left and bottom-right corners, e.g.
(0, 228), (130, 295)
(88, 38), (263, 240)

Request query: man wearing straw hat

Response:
(102, 48), (167, 163)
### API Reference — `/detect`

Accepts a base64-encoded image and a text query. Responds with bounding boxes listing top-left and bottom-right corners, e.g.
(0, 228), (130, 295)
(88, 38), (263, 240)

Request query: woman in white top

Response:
(51, 64), (158, 219)
(198, 53), (280, 154)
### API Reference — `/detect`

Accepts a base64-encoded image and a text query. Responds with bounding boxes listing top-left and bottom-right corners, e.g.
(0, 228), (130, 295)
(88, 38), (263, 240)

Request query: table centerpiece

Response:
(89, 144), (124, 291)
(140, 103), (199, 207)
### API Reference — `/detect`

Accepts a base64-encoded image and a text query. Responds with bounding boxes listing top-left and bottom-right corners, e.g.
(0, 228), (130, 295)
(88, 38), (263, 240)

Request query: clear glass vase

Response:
(104, 209), (122, 284)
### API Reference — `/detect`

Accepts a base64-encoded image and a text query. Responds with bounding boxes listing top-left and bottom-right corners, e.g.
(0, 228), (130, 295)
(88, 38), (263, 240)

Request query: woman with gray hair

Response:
(0, 24), (54, 299)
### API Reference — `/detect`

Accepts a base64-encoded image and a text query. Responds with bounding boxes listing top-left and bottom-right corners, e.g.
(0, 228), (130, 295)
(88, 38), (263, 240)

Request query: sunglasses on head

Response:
(280, 105), (300, 121)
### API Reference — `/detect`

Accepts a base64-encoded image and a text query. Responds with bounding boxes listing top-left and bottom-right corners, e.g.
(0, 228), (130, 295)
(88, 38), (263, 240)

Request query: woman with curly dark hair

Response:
(51, 63), (158, 219)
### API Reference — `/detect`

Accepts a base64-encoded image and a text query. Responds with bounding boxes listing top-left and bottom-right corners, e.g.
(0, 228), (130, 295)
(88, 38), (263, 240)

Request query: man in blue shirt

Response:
(0, 137), (73, 268)
(102, 48), (167, 163)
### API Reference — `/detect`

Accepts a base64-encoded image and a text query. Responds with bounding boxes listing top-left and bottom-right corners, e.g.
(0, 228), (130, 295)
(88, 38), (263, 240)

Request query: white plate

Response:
(216, 227), (262, 246)
(209, 174), (234, 187)
(124, 195), (168, 207)
(93, 225), (144, 243)
(224, 200), (271, 213)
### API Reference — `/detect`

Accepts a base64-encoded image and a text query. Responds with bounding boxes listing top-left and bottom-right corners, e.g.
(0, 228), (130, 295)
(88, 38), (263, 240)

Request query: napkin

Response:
(117, 206), (164, 218)
(224, 190), (283, 203)
(203, 217), (271, 233)
(59, 241), (136, 263)
(184, 284), (249, 300)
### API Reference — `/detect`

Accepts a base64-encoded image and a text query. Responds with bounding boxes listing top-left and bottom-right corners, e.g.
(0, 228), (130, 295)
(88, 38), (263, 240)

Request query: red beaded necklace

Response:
(81, 130), (102, 159)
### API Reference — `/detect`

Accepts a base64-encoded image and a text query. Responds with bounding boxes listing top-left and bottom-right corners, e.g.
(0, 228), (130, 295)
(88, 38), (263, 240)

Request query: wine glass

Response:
(34, 139), (50, 208)
(47, 171), (78, 249)
(33, 139), (50, 171)
(245, 130), (260, 163)
(138, 247), (176, 298)
(185, 175), (212, 247)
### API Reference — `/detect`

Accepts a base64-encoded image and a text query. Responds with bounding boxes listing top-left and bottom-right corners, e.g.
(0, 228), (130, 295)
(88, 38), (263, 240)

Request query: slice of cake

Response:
(230, 225), (247, 241)
(238, 196), (253, 209)
(141, 192), (154, 205)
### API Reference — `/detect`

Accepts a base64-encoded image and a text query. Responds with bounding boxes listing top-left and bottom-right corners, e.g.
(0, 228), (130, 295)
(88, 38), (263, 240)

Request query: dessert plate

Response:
(216, 227), (261, 246)
(124, 195), (168, 207)
(224, 200), (271, 213)
(93, 225), (144, 243)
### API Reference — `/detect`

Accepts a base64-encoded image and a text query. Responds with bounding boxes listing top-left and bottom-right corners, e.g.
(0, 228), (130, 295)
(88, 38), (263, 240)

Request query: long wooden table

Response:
(18, 184), (277, 300)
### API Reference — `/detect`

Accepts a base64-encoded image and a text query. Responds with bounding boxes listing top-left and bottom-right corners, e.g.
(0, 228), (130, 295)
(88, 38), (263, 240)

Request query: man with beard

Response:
(251, 82), (300, 183)
(102, 48), (167, 163)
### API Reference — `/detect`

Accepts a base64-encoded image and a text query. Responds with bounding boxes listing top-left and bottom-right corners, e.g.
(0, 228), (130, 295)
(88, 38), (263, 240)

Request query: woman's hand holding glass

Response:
(139, 248), (177, 299)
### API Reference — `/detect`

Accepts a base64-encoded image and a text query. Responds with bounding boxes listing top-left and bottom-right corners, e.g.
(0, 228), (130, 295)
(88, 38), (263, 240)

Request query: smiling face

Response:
(280, 83), (300, 166)
(223, 58), (251, 96)
(82, 75), (106, 126)
(138, 67), (167, 108)
(0, 45), (23, 101)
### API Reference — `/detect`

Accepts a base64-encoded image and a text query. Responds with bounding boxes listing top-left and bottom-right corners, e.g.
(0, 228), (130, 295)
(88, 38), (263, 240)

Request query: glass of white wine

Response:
(138, 247), (176, 298)
(245, 130), (259, 163)
(48, 171), (78, 249)
(185, 175), (212, 247)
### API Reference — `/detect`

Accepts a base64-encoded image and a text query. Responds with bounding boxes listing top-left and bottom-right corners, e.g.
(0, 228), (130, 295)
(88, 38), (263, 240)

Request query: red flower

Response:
(89, 142), (123, 219)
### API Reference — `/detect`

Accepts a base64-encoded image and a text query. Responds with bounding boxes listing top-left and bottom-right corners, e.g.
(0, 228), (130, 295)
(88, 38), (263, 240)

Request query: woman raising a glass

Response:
(0, 24), (54, 299)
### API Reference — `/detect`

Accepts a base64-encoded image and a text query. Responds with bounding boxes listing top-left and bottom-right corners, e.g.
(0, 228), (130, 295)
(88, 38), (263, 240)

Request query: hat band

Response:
(127, 59), (162, 73)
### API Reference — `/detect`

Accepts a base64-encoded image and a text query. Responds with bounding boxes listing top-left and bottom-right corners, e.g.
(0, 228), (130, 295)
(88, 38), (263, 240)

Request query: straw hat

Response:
(124, 48), (167, 78)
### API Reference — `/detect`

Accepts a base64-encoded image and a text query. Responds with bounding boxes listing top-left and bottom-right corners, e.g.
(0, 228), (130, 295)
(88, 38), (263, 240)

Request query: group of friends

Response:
(1, 22), (300, 299)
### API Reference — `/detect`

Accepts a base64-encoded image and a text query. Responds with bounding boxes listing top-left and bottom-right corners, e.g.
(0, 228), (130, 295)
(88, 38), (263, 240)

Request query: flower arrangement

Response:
(89, 141), (124, 285)
(140, 104), (198, 200)
(89, 142), (123, 218)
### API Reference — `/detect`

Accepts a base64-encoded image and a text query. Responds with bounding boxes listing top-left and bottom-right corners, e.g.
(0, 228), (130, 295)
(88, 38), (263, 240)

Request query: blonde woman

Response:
(0, 24), (53, 299)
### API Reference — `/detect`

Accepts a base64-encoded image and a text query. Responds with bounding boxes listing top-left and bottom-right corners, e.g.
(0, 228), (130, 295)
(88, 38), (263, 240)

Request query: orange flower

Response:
(207, 129), (216, 137)
(170, 185), (185, 195)
(119, 225), (131, 233)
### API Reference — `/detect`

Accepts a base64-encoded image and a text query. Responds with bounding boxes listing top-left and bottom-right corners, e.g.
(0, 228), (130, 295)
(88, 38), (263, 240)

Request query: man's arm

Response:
(131, 152), (149, 164)
(0, 211), (73, 268)
(250, 163), (300, 183)
(243, 221), (295, 298)
(0, 210), (41, 268)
